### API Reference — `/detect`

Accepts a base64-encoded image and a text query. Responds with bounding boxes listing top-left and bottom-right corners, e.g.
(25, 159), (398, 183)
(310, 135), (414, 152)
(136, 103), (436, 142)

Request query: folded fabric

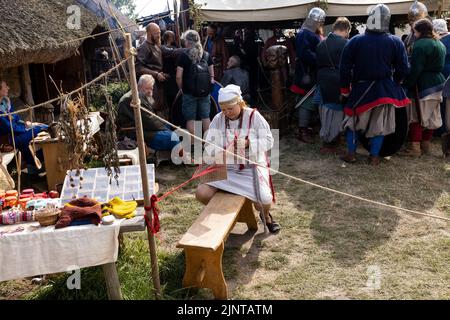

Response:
(102, 197), (137, 219)
(69, 218), (93, 226)
(55, 197), (102, 229)
(67, 197), (99, 208)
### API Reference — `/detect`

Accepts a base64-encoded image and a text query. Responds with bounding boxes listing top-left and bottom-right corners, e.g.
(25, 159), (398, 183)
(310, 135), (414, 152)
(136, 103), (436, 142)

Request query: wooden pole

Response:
(173, 0), (181, 47)
(180, 0), (187, 33)
(124, 33), (162, 299)
(42, 65), (50, 100)
(109, 35), (123, 82)
(102, 262), (123, 300)
(20, 64), (35, 121)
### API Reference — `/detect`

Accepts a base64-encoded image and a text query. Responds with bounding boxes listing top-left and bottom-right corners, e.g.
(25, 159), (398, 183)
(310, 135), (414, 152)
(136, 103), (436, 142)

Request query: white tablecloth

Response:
(0, 219), (122, 282)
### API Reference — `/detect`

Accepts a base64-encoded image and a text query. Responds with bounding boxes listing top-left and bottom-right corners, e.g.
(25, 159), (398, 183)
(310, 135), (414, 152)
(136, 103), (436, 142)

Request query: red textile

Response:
(422, 129), (434, 141)
(408, 122), (434, 142)
(55, 197), (102, 229)
(290, 84), (306, 95)
(343, 97), (410, 116)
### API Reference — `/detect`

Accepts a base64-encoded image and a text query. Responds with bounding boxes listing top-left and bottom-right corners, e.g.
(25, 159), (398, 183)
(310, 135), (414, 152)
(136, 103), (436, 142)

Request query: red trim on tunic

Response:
(340, 87), (350, 95)
(244, 108), (276, 204)
(290, 84), (306, 95)
(344, 97), (411, 116)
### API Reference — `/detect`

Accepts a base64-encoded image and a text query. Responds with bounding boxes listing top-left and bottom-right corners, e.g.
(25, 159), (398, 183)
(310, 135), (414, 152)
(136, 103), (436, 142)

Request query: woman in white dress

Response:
(195, 85), (280, 233)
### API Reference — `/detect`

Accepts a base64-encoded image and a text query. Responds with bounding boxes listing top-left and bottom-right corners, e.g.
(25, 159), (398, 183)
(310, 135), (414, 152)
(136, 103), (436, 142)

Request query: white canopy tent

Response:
(194, 0), (439, 22)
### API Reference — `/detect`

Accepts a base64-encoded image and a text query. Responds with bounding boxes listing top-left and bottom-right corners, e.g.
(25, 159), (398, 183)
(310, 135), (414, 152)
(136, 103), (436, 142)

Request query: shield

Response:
(360, 107), (408, 157)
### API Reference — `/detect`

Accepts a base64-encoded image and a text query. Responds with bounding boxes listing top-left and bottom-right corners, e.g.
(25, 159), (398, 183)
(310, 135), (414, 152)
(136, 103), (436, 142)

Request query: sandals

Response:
(266, 213), (281, 234)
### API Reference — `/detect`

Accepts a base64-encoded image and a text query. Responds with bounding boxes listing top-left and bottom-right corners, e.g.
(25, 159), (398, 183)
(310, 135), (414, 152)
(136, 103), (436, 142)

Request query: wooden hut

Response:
(0, 0), (134, 118)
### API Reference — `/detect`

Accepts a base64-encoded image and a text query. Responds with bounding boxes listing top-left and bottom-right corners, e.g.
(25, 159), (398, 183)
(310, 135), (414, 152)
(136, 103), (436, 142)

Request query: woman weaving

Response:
(195, 84), (280, 234)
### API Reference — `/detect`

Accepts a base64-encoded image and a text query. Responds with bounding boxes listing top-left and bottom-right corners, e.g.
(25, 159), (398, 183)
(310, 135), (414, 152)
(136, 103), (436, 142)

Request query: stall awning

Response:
(194, 0), (439, 22)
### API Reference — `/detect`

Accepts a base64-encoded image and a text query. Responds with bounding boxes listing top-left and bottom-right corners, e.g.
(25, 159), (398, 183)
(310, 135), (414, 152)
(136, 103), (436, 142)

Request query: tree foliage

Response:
(110, 0), (137, 20)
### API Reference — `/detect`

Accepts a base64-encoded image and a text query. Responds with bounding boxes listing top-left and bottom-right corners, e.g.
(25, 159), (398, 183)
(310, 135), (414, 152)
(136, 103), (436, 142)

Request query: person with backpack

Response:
(176, 30), (214, 147)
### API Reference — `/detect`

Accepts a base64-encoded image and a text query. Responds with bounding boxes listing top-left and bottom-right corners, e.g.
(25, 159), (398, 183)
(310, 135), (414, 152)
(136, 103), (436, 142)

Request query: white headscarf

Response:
(218, 84), (243, 106)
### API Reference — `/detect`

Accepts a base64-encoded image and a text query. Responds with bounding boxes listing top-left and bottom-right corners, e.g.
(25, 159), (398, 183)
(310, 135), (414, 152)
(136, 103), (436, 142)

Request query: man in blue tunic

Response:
(339, 4), (410, 166)
(290, 7), (325, 144)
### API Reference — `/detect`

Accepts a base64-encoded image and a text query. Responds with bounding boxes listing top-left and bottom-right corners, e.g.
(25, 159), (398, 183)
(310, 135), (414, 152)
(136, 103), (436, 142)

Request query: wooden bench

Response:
(177, 191), (258, 299)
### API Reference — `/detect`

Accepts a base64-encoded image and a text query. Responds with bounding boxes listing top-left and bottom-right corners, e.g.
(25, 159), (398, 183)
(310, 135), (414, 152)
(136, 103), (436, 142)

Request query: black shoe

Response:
(298, 127), (315, 144)
(266, 214), (281, 234)
(340, 152), (356, 163)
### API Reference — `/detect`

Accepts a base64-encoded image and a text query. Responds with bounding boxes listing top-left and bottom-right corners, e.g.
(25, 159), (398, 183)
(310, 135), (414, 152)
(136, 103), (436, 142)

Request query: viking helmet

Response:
(366, 4), (391, 33)
(308, 7), (326, 23)
(408, 1), (428, 25)
(302, 7), (326, 32)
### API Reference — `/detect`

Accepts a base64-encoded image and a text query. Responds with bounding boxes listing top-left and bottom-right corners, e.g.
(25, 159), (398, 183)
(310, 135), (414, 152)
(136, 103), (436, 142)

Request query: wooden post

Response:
(109, 35), (130, 84)
(124, 33), (162, 299)
(102, 262), (123, 300)
(19, 64), (35, 112)
(180, 0), (187, 33)
(173, 0), (181, 47)
(109, 35), (122, 82)
(42, 65), (50, 100)
(437, 1), (443, 18)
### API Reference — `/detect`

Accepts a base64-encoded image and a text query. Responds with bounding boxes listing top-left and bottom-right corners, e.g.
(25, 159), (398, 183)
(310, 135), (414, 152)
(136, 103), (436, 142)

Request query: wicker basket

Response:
(36, 208), (60, 227)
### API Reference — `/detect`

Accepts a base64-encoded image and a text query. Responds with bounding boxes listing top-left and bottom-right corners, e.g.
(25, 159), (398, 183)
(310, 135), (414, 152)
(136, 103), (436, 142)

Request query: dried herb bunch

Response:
(103, 93), (120, 184)
(59, 93), (98, 185)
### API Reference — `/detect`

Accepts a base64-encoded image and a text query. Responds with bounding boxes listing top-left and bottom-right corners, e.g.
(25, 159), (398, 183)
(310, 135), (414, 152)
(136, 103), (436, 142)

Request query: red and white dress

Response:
(204, 107), (275, 205)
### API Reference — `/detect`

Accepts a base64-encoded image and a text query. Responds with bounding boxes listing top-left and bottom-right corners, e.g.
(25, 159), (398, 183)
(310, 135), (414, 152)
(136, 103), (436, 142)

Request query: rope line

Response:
(138, 106), (450, 223)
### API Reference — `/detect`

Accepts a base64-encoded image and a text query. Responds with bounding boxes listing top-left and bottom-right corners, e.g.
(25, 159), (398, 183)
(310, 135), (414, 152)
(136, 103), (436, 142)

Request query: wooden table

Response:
(33, 112), (104, 190)
(0, 210), (146, 300)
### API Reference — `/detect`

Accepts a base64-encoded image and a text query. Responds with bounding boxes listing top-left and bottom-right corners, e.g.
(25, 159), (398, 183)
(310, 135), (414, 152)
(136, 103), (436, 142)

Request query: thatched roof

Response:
(0, 0), (104, 69)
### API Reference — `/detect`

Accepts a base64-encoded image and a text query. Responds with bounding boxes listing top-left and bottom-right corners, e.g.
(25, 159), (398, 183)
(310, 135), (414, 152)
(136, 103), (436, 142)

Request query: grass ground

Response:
(1, 131), (449, 300)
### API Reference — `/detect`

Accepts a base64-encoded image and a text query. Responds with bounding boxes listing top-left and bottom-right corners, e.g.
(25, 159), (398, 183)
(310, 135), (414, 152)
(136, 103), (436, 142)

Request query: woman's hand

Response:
(234, 137), (249, 149)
